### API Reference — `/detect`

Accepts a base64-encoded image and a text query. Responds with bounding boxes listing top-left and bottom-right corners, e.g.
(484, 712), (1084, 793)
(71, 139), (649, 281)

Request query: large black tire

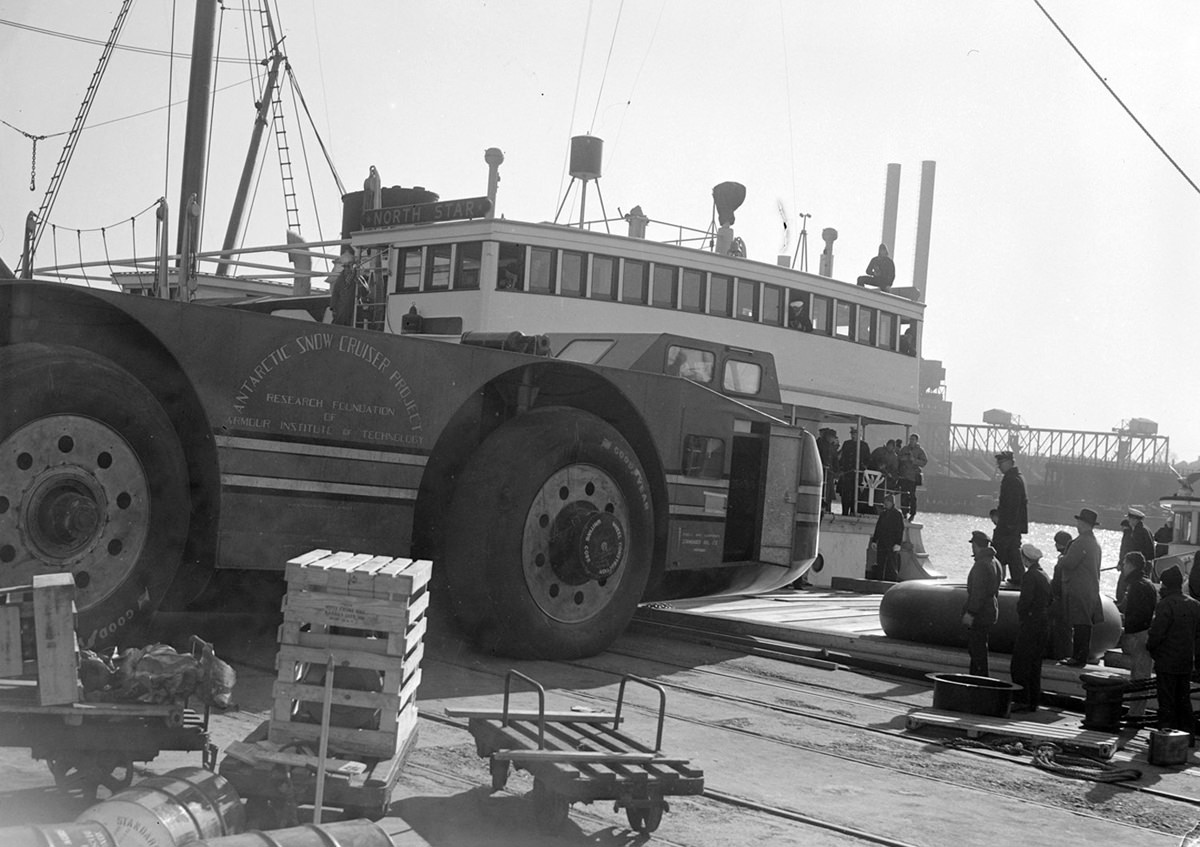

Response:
(0, 343), (190, 650)
(442, 407), (653, 658)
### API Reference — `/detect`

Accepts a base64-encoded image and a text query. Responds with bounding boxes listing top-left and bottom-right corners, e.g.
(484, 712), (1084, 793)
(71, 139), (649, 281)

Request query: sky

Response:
(1, 1), (1198, 460)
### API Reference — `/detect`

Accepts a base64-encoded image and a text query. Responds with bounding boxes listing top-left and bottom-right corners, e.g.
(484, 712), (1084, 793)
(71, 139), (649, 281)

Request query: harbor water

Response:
(917, 512), (1124, 596)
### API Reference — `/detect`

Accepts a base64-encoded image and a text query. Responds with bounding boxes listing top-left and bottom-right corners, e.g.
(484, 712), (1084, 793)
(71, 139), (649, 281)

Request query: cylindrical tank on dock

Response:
(879, 580), (1121, 658)
(78, 766), (245, 847)
(0, 821), (118, 847)
(191, 819), (396, 847)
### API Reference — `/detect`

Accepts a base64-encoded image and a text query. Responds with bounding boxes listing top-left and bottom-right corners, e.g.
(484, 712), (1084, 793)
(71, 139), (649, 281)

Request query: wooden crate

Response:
(1, 574), (79, 706)
(268, 550), (428, 759)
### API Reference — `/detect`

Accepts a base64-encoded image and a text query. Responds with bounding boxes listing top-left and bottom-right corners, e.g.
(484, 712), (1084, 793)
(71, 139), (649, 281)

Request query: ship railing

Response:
(574, 215), (717, 250)
(25, 236), (348, 292)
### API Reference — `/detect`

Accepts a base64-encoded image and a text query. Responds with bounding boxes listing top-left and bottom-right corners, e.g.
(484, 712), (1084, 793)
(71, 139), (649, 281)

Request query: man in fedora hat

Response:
(1147, 565), (1200, 739)
(1010, 543), (1053, 712)
(963, 530), (1002, 676)
(993, 450), (1029, 587)
(1056, 507), (1104, 667)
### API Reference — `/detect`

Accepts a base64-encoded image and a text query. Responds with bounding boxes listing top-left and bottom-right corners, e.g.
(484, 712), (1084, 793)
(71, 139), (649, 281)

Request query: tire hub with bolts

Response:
(522, 463), (631, 624)
(549, 505), (626, 584)
(2, 415), (150, 609)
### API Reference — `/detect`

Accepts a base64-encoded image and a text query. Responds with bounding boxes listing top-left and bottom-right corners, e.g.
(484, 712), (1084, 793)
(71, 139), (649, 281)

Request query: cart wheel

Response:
(531, 778), (570, 832)
(489, 757), (510, 791)
(625, 802), (665, 833)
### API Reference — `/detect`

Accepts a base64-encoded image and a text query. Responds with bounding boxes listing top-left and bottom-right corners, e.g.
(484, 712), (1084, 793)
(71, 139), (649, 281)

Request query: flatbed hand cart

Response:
(219, 718), (418, 826)
(0, 686), (214, 801)
(446, 670), (704, 834)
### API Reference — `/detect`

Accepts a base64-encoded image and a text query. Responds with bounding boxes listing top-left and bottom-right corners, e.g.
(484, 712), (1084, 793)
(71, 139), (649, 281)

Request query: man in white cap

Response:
(1126, 508), (1156, 564)
(1010, 543), (1053, 712)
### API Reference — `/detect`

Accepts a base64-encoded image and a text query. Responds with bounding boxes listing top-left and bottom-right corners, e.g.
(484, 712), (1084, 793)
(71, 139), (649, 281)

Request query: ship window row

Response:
(387, 240), (917, 355)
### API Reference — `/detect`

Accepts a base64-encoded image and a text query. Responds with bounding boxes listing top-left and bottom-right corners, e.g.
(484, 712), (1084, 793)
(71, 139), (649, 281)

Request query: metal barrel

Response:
(77, 766), (245, 847)
(0, 821), (118, 847)
(191, 819), (396, 847)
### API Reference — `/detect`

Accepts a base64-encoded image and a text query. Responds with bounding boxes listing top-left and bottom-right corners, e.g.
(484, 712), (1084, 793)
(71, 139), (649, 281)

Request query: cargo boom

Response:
(0, 279), (820, 657)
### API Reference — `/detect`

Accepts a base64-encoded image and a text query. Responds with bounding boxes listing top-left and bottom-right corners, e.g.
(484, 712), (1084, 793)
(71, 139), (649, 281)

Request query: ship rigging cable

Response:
(1033, 0), (1198, 197)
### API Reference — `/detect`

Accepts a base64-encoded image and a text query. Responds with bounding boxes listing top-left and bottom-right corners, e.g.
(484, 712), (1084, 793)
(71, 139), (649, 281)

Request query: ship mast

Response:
(175, 0), (218, 263)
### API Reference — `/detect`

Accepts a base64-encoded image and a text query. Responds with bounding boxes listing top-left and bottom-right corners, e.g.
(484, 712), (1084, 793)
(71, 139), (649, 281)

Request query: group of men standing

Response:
(963, 449), (1200, 735)
(816, 427), (927, 520)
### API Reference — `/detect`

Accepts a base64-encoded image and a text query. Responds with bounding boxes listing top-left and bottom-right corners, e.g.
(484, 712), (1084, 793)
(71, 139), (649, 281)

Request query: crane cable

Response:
(1032, 0), (1199, 197)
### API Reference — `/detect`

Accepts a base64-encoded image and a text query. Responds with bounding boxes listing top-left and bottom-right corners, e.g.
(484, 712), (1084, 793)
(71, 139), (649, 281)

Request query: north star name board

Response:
(362, 196), (492, 228)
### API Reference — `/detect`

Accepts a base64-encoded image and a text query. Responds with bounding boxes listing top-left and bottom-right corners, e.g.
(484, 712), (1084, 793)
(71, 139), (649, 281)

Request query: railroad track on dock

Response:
(419, 627), (1200, 844)
(617, 617), (1200, 809)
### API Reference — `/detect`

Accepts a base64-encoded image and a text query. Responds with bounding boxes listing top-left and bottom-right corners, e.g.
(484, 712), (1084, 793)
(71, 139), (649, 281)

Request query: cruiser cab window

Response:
(683, 435), (726, 479)
(762, 284), (784, 326)
(722, 360), (762, 396)
(666, 344), (714, 383)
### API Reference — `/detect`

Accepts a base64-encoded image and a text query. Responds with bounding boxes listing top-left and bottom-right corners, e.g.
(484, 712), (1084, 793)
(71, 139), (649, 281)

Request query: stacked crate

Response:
(1, 573), (79, 706)
(269, 550), (429, 759)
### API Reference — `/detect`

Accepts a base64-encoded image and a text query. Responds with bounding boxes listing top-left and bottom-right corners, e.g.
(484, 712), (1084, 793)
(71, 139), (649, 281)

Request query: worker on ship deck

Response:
(856, 243), (895, 290)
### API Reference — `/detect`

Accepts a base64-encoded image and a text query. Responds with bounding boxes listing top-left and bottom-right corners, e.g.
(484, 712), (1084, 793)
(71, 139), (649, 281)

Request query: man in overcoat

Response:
(963, 530), (1003, 677)
(1147, 565), (1200, 738)
(1057, 508), (1103, 667)
(994, 451), (1029, 586)
(1010, 543), (1053, 712)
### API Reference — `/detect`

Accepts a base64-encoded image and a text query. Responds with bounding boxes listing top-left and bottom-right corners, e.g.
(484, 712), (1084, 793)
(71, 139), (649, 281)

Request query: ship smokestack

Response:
(881, 163), (901, 257)
(911, 161), (936, 299)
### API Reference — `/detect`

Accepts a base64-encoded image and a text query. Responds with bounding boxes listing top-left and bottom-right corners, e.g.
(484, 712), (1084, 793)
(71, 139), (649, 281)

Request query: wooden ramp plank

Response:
(905, 708), (1117, 759)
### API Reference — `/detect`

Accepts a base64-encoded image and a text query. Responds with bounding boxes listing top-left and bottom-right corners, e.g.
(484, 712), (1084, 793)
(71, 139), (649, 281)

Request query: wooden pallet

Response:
(905, 708), (1118, 759)
(268, 550), (428, 759)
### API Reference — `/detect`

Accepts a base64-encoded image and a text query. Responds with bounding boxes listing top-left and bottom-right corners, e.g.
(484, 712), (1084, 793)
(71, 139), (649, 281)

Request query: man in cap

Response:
(837, 426), (870, 516)
(1010, 543), (1053, 712)
(1126, 508), (1156, 564)
(993, 450), (1029, 587)
(1147, 565), (1200, 739)
(1056, 508), (1104, 667)
(869, 493), (905, 581)
(963, 530), (1002, 677)
(896, 433), (928, 521)
(816, 428), (838, 512)
(1117, 551), (1157, 718)
(1046, 530), (1074, 659)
